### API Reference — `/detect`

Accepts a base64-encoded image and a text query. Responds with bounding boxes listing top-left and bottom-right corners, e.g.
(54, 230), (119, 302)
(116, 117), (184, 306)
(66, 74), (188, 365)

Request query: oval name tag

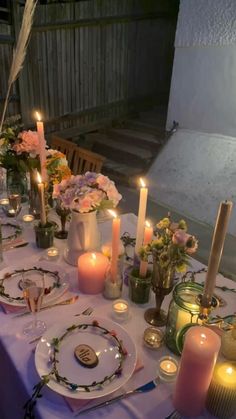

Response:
(74, 344), (98, 368)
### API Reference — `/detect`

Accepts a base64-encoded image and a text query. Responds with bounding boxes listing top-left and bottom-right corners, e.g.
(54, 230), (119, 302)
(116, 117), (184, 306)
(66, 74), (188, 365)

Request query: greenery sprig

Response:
(24, 320), (128, 419)
(0, 267), (61, 302)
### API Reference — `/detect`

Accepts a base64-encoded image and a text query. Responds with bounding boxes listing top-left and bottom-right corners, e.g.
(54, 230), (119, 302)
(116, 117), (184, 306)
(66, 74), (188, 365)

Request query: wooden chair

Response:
(72, 146), (106, 174)
(50, 135), (77, 170)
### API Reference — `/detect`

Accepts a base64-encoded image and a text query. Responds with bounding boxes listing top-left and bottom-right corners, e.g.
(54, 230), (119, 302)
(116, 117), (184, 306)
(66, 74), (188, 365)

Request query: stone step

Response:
(124, 119), (166, 137)
(87, 133), (152, 168)
(103, 159), (144, 185)
(105, 128), (164, 151)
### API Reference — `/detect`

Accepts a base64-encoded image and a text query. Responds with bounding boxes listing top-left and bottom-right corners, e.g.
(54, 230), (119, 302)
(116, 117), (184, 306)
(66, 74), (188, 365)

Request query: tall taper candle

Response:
(202, 200), (233, 308)
(108, 210), (121, 283)
(35, 111), (47, 182)
(139, 220), (153, 278)
(135, 178), (148, 256)
(37, 171), (46, 226)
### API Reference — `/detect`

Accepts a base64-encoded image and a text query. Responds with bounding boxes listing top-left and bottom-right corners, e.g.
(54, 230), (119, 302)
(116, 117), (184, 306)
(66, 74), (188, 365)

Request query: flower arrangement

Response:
(140, 216), (198, 274)
(53, 172), (122, 213)
(46, 149), (71, 184)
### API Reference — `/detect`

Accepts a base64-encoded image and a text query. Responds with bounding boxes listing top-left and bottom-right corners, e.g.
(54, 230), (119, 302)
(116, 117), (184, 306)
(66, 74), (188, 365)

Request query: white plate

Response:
(35, 316), (137, 399)
(0, 261), (68, 307)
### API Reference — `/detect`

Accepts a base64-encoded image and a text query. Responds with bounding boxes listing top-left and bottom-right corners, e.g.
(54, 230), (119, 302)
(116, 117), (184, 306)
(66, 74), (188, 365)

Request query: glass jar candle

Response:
(165, 282), (203, 355)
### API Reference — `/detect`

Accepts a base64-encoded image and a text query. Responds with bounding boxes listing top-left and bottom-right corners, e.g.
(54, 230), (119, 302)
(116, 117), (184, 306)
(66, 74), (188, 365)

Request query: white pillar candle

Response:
(202, 200), (233, 308)
(135, 178), (148, 256)
(36, 171), (47, 226)
(35, 111), (47, 182)
(108, 210), (121, 282)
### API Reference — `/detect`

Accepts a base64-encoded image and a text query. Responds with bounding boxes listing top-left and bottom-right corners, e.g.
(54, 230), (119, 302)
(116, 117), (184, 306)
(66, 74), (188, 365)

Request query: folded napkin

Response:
(65, 357), (144, 413)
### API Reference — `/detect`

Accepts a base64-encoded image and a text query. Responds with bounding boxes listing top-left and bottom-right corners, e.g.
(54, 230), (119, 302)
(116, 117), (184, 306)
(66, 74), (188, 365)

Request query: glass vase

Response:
(29, 169), (41, 218)
(128, 268), (152, 304)
(144, 261), (175, 327)
(7, 168), (28, 203)
(165, 281), (203, 355)
(54, 202), (70, 239)
(34, 222), (55, 249)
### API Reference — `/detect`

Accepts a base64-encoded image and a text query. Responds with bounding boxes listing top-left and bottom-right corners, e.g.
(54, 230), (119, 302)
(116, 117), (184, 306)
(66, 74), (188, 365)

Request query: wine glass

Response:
(7, 185), (22, 220)
(22, 274), (46, 338)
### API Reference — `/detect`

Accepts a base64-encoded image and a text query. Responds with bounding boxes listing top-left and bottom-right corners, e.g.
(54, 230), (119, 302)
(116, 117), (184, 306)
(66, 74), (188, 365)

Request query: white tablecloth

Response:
(0, 212), (235, 419)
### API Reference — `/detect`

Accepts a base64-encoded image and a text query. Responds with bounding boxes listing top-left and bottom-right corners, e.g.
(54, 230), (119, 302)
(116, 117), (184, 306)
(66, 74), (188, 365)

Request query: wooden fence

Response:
(0, 0), (178, 133)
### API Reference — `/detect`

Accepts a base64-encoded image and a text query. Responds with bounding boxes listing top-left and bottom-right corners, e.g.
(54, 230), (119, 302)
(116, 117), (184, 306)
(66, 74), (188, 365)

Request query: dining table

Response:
(0, 210), (235, 419)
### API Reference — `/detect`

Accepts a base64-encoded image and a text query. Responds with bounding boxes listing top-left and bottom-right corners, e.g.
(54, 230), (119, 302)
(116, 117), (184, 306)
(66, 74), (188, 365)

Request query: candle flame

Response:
(145, 220), (151, 228)
(36, 171), (42, 183)
(108, 209), (117, 218)
(226, 367), (233, 375)
(35, 111), (42, 121)
(91, 253), (97, 260)
(139, 177), (146, 188)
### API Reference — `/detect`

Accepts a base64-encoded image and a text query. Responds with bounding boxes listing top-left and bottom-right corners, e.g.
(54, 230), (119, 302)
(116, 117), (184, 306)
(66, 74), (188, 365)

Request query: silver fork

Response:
(29, 306), (93, 344)
(165, 410), (182, 419)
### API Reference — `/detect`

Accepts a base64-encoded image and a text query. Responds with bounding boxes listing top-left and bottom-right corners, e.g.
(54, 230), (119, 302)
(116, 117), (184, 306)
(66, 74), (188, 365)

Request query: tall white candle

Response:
(202, 200), (233, 308)
(108, 210), (121, 283)
(37, 171), (47, 226)
(35, 111), (47, 182)
(135, 178), (148, 256)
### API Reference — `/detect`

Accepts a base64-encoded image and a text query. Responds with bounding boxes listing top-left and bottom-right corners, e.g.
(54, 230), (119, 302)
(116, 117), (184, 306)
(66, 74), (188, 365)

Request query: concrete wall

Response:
(167, 0), (236, 136)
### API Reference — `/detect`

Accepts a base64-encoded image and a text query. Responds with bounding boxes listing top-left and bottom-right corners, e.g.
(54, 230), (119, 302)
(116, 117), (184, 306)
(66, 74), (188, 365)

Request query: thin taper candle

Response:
(135, 178), (148, 256)
(37, 171), (46, 226)
(108, 210), (121, 283)
(202, 200), (233, 308)
(139, 221), (153, 278)
(35, 111), (47, 182)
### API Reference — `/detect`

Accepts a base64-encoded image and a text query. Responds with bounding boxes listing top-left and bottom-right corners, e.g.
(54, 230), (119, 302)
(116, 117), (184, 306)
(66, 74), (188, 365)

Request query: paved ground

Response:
(118, 184), (236, 282)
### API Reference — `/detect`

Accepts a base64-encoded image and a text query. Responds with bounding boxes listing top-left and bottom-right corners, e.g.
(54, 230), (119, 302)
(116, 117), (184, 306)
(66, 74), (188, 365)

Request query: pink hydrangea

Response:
(13, 130), (40, 156)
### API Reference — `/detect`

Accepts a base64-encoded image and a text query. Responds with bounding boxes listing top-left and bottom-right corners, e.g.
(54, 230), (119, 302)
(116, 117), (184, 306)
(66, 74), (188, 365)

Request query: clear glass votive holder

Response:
(103, 274), (122, 300)
(157, 356), (179, 382)
(112, 299), (130, 322)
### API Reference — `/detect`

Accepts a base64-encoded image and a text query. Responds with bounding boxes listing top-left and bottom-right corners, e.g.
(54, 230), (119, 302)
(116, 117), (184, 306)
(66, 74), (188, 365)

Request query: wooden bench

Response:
(50, 135), (105, 175)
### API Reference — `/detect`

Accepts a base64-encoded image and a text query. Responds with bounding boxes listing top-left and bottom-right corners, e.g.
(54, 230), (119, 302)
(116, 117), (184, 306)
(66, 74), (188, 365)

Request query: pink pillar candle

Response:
(78, 252), (109, 294)
(173, 326), (221, 417)
(139, 221), (152, 278)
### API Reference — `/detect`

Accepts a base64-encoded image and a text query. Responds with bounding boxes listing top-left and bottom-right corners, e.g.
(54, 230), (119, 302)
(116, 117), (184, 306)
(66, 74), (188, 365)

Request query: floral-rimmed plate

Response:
(35, 316), (137, 399)
(0, 261), (68, 307)
(1, 222), (22, 242)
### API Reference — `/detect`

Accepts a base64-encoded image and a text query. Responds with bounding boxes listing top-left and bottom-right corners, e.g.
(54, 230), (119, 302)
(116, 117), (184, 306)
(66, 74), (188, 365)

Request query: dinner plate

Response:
(1, 222), (22, 241)
(0, 261), (68, 307)
(35, 316), (137, 399)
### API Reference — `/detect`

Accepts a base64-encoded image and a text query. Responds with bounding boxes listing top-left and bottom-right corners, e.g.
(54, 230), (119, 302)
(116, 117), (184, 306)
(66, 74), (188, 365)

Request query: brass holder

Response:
(197, 294), (219, 321)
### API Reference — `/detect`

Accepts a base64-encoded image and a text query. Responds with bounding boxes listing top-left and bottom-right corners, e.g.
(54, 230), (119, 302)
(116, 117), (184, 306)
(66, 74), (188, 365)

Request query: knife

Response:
(3, 241), (29, 251)
(74, 378), (159, 416)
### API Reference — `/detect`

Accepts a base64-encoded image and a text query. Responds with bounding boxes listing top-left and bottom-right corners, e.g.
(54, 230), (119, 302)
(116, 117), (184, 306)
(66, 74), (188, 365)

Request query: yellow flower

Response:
(176, 263), (187, 273)
(156, 217), (170, 229)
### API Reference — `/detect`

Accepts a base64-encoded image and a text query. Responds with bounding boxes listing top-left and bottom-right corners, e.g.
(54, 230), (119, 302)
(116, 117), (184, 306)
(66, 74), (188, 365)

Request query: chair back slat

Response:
(50, 135), (77, 170)
(72, 147), (105, 174)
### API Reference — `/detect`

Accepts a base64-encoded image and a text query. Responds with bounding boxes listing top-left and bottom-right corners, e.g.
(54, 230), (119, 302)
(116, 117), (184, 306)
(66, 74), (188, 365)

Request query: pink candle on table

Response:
(139, 220), (153, 278)
(108, 210), (121, 282)
(35, 111), (47, 182)
(173, 326), (221, 417)
(78, 252), (109, 294)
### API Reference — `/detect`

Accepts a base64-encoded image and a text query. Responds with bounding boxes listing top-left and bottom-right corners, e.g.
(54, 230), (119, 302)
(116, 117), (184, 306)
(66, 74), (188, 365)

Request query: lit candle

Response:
(221, 325), (236, 361)
(139, 220), (153, 278)
(144, 327), (164, 350)
(112, 299), (129, 321)
(202, 200), (233, 308)
(206, 362), (236, 419)
(158, 356), (178, 381)
(23, 214), (35, 223)
(47, 246), (59, 260)
(173, 326), (221, 417)
(0, 198), (9, 206)
(135, 178), (148, 256)
(78, 252), (109, 294)
(36, 171), (47, 226)
(35, 111), (47, 182)
(108, 210), (121, 282)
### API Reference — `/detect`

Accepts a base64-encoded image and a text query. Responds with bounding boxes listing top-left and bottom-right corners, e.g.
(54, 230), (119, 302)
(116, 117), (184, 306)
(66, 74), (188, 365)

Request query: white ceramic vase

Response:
(64, 210), (100, 266)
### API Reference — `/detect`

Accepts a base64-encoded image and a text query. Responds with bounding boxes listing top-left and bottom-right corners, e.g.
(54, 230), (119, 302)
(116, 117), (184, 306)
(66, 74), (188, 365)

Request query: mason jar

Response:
(165, 281), (203, 355)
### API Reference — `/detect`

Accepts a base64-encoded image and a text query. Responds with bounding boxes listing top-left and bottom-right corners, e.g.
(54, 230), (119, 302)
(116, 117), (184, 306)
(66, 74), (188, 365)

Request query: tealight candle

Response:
(7, 208), (16, 217)
(0, 198), (9, 206)
(144, 327), (164, 350)
(78, 252), (109, 294)
(112, 299), (129, 321)
(47, 247), (59, 260)
(206, 362), (236, 419)
(23, 214), (35, 223)
(158, 356), (178, 381)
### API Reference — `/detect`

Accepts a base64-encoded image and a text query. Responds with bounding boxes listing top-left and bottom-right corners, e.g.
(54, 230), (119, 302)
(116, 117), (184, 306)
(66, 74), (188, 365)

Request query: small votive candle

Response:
(143, 327), (164, 350)
(23, 214), (35, 223)
(47, 247), (59, 260)
(206, 362), (236, 419)
(112, 299), (129, 321)
(158, 356), (179, 382)
(0, 198), (9, 206)
(7, 208), (16, 217)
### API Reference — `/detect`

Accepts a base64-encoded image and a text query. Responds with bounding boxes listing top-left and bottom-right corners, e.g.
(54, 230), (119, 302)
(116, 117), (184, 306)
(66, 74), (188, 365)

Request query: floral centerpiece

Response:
(139, 215), (198, 327)
(53, 172), (122, 213)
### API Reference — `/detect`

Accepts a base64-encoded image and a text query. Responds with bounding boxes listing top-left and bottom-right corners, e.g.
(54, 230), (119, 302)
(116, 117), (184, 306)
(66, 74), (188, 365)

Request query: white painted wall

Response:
(167, 0), (236, 136)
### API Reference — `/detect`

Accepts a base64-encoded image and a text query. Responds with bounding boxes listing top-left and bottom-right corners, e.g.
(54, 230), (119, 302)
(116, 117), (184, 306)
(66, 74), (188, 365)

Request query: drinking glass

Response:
(7, 185), (22, 220)
(22, 274), (46, 337)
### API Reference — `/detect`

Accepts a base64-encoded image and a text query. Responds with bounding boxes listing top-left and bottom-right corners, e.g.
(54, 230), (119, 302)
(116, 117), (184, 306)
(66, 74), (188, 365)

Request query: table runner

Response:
(0, 212), (235, 418)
